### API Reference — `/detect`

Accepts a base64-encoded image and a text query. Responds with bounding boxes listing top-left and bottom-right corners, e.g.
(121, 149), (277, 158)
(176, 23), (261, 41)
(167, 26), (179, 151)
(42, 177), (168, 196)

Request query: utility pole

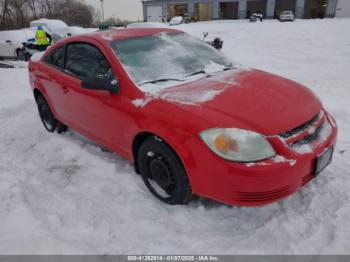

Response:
(100, 0), (105, 22)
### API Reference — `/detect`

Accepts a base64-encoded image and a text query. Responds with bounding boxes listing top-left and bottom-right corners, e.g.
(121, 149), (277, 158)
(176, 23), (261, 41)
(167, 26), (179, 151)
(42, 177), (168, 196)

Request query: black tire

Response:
(16, 49), (26, 61)
(36, 95), (57, 132)
(57, 122), (68, 133)
(138, 137), (192, 205)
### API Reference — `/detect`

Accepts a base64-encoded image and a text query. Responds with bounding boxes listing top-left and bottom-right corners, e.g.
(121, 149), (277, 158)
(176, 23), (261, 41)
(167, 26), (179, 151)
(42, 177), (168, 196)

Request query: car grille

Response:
(301, 173), (314, 186)
(280, 112), (322, 139)
(231, 186), (292, 203)
(290, 124), (323, 148)
(279, 111), (325, 149)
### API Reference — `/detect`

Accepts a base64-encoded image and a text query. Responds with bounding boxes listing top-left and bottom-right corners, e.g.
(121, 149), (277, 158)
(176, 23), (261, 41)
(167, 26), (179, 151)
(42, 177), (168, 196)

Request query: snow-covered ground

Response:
(0, 18), (350, 254)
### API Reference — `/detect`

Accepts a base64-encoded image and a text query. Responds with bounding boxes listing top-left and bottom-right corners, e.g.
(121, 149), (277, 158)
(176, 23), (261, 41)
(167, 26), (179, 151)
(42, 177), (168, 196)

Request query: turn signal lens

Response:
(214, 134), (239, 153)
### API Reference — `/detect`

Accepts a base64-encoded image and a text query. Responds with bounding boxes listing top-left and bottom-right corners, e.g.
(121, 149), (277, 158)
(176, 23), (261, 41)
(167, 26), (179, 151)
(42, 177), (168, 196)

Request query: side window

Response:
(65, 43), (111, 79)
(45, 46), (65, 69)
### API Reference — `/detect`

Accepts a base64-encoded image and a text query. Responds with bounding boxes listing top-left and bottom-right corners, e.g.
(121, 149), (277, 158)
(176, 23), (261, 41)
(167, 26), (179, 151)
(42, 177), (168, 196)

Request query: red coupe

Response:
(28, 28), (337, 206)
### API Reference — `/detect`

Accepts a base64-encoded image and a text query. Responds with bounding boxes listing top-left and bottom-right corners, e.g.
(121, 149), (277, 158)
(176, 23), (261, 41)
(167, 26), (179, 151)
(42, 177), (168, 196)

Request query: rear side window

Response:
(45, 46), (65, 69)
(65, 43), (111, 79)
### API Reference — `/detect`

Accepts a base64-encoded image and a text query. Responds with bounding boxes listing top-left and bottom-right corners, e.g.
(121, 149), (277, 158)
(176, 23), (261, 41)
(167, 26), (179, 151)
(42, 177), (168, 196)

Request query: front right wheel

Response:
(138, 137), (192, 205)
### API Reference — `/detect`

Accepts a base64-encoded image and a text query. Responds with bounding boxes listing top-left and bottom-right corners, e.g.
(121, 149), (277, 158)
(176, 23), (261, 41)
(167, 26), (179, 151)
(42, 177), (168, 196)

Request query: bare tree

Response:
(9, 0), (28, 28)
(0, 0), (14, 30)
(0, 0), (97, 30)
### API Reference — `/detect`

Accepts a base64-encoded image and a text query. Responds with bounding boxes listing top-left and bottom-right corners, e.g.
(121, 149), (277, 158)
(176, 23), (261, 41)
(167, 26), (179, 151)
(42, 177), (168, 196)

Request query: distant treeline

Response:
(0, 0), (99, 30)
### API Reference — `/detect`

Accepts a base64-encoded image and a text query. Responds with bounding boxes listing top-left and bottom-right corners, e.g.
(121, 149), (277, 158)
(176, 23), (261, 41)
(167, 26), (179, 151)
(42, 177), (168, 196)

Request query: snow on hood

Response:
(132, 68), (322, 136)
(132, 64), (248, 107)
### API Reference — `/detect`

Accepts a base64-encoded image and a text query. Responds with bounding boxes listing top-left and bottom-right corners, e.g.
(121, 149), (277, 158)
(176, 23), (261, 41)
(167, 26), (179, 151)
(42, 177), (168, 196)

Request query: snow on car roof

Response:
(30, 18), (68, 30)
(0, 29), (35, 44)
(91, 28), (182, 42)
(127, 22), (169, 29)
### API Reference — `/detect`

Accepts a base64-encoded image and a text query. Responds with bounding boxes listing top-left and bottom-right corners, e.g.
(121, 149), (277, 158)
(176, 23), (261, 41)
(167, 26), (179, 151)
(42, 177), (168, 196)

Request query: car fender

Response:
(31, 68), (60, 118)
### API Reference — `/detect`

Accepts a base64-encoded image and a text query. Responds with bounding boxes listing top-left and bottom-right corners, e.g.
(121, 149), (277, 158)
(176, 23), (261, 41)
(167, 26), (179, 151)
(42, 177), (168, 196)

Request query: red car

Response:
(28, 28), (337, 206)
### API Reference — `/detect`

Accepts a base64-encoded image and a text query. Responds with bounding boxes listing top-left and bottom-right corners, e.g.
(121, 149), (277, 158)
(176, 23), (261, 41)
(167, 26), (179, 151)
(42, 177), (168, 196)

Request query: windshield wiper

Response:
(185, 70), (206, 78)
(186, 65), (235, 78)
(138, 78), (184, 86)
(223, 65), (235, 71)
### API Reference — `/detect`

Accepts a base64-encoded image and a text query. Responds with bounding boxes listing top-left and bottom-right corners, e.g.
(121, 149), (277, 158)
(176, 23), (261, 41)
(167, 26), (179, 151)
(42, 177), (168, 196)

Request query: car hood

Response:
(157, 69), (322, 135)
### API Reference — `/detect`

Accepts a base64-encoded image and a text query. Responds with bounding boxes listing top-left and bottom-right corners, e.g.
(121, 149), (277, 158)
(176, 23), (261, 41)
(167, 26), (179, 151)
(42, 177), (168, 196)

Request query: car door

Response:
(0, 39), (16, 58)
(40, 45), (67, 120)
(58, 41), (127, 151)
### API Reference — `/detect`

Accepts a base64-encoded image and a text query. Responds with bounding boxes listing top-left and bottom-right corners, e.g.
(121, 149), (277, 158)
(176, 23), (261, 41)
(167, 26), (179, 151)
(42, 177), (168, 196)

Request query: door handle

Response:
(62, 86), (69, 94)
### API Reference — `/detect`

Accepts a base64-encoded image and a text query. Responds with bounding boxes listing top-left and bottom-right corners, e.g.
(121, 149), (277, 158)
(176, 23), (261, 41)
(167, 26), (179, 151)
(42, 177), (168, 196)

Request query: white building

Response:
(142, 0), (348, 22)
(335, 0), (350, 18)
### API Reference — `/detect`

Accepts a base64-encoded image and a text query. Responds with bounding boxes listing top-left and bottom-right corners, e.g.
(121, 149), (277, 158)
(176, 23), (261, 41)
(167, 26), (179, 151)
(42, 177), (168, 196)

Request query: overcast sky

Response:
(84, 0), (143, 21)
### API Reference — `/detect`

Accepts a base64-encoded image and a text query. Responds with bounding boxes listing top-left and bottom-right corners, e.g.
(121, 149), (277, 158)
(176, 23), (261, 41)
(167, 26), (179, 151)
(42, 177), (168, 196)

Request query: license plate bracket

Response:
(314, 146), (334, 177)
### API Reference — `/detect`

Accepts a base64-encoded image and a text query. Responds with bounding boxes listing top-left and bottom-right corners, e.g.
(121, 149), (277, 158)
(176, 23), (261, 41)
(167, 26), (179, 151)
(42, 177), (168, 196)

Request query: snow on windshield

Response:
(110, 33), (233, 89)
(110, 32), (238, 106)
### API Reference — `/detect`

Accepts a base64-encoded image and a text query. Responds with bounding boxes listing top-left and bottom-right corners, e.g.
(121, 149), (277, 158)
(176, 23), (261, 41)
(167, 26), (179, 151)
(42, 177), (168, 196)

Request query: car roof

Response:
(40, 28), (184, 62)
(79, 28), (183, 42)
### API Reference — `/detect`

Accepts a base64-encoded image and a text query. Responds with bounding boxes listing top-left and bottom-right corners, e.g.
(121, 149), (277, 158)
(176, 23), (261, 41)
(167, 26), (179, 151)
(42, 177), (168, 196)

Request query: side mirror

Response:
(203, 32), (209, 40)
(81, 75), (119, 94)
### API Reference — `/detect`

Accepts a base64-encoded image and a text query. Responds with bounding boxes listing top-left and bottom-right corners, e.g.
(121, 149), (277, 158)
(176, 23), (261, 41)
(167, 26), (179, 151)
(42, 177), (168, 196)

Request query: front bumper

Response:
(181, 112), (337, 206)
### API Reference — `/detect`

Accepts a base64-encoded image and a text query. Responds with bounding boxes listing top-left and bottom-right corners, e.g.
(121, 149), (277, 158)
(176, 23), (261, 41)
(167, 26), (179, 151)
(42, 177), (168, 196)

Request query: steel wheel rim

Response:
(146, 152), (176, 199)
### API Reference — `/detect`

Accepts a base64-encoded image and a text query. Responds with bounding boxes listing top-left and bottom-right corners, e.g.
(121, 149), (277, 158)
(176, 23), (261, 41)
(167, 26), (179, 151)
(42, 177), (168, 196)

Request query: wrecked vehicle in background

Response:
(30, 18), (89, 41)
(0, 19), (92, 60)
(0, 28), (35, 60)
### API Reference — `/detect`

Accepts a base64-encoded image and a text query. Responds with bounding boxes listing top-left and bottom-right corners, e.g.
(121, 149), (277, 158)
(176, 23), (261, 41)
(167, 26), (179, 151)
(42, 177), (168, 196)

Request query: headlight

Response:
(199, 128), (276, 162)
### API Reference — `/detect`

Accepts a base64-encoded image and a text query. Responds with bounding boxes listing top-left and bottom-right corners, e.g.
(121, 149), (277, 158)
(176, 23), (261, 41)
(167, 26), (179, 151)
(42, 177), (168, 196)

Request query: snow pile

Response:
(30, 52), (45, 62)
(1, 19), (350, 254)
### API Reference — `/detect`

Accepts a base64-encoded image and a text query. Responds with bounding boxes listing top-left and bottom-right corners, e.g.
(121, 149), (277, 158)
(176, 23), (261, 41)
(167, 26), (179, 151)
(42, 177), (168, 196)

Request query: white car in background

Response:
(127, 22), (169, 29)
(279, 11), (295, 22)
(30, 18), (88, 40)
(0, 19), (92, 60)
(0, 29), (35, 59)
(169, 16), (183, 26)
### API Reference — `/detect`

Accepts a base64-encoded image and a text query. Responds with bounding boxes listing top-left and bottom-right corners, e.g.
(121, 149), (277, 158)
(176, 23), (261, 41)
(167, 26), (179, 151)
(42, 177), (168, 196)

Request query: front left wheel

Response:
(36, 95), (68, 133)
(36, 95), (57, 132)
(138, 137), (193, 205)
(16, 49), (30, 61)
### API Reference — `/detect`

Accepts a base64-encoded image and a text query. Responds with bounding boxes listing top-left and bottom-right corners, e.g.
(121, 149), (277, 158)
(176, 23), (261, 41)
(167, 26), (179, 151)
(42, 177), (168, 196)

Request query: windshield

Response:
(110, 33), (233, 89)
(282, 11), (293, 15)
